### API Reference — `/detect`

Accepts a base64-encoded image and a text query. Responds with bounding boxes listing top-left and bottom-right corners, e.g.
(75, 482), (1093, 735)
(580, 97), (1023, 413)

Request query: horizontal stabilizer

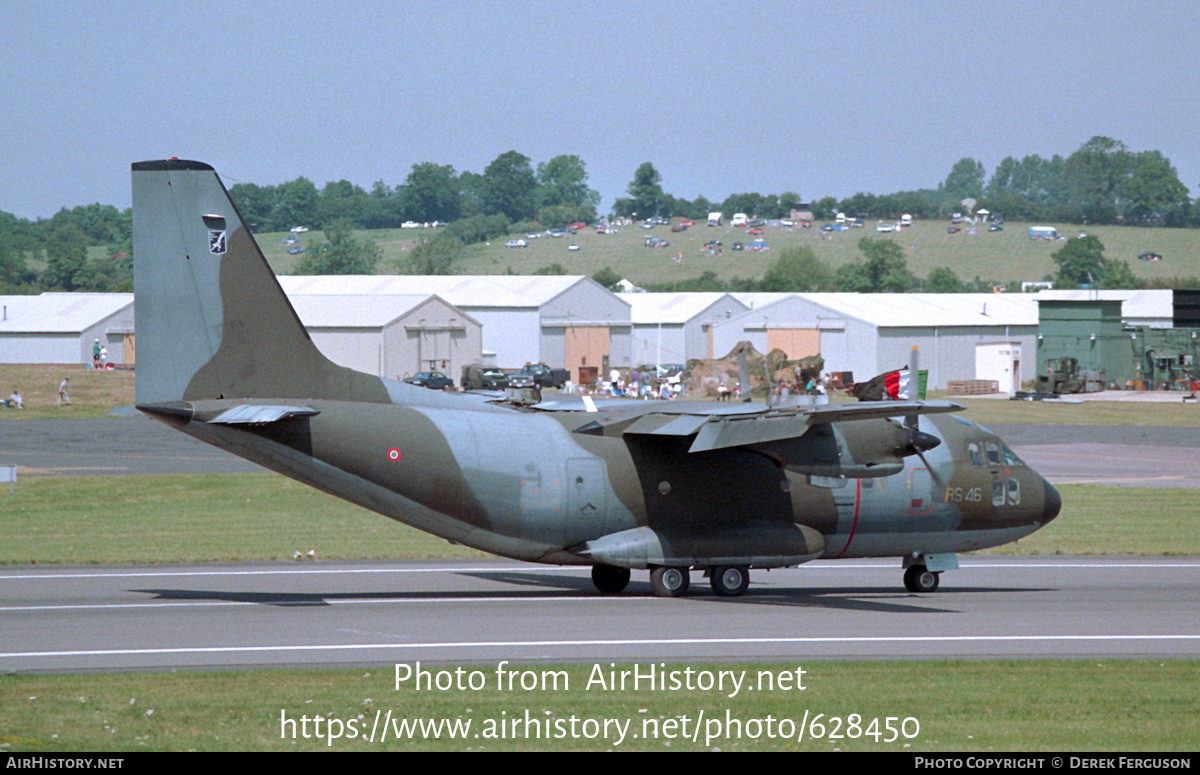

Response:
(206, 405), (320, 424)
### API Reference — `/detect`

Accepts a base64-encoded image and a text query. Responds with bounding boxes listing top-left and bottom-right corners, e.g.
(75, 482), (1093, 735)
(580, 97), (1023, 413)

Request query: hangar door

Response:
(767, 328), (819, 361)
(565, 326), (610, 385)
(408, 327), (467, 376)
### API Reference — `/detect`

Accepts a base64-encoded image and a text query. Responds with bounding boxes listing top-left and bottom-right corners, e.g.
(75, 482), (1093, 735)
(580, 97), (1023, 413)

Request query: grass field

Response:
(0, 363), (134, 419)
(255, 220), (1200, 290)
(2, 661), (1196, 751)
(0, 475), (1194, 564)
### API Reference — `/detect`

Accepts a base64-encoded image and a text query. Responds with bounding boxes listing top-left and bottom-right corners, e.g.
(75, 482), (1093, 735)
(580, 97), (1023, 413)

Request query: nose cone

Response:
(1042, 479), (1062, 523)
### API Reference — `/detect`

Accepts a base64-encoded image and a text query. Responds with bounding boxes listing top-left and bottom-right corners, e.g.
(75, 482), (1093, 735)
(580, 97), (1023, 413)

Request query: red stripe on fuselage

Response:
(832, 477), (862, 559)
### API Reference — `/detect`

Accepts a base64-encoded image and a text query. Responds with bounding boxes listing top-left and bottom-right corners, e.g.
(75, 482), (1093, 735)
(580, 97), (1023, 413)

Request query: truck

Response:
(508, 363), (570, 389)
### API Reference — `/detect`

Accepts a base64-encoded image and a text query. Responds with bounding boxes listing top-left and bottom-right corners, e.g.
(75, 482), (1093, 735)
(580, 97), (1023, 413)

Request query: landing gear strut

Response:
(710, 564), (750, 597)
(650, 566), (690, 597)
(592, 564), (630, 594)
(903, 564), (940, 593)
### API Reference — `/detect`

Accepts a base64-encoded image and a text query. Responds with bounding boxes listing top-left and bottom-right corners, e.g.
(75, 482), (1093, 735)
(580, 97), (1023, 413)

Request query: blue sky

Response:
(3, 0), (1197, 219)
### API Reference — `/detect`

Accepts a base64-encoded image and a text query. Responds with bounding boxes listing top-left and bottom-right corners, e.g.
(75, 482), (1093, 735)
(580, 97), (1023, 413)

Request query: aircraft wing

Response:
(565, 399), (961, 476)
(569, 399), (961, 451)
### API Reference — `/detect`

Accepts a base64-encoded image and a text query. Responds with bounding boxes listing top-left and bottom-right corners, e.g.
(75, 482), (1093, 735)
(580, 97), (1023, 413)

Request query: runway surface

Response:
(2, 557), (1198, 672)
(4, 417), (1200, 487)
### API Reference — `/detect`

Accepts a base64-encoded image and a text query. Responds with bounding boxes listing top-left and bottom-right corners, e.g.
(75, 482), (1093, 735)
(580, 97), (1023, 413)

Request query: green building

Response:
(1036, 294), (1200, 392)
(1035, 299), (1127, 391)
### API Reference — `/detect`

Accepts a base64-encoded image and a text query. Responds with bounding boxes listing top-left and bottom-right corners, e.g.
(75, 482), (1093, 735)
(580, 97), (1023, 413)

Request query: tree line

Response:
(0, 136), (1195, 293)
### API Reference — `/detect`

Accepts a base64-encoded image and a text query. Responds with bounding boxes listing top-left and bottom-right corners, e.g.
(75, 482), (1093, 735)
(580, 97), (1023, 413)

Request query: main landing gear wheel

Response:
(650, 566), (690, 597)
(904, 565), (940, 593)
(592, 564), (631, 594)
(710, 565), (750, 597)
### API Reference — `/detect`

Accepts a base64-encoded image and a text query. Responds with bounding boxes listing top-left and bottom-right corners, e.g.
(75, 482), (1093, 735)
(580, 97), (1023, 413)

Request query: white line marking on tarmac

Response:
(3, 634), (1199, 660)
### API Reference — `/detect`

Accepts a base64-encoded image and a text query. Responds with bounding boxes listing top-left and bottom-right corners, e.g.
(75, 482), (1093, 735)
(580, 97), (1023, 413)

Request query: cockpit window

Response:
(967, 442), (985, 466)
(1001, 444), (1024, 467)
(985, 441), (1003, 466)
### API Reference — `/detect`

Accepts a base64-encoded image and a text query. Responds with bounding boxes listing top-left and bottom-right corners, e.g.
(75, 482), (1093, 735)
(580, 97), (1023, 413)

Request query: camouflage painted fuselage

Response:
(152, 392), (1059, 570)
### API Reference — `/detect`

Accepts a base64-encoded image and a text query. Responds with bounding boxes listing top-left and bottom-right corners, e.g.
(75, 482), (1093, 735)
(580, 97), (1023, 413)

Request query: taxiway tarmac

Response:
(4, 417), (1200, 487)
(2, 557), (1198, 672)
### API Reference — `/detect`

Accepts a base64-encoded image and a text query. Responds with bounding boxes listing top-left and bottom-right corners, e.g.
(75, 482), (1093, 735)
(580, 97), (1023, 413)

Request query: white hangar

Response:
(277, 275), (632, 383)
(287, 294), (482, 382)
(0, 293), (136, 366)
(713, 293), (1040, 390)
(620, 292), (749, 367)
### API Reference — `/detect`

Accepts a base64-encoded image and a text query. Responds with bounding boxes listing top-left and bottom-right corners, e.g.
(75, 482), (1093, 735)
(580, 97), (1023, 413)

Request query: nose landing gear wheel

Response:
(710, 565), (750, 597)
(650, 566), (690, 597)
(904, 564), (940, 593)
(592, 564), (631, 594)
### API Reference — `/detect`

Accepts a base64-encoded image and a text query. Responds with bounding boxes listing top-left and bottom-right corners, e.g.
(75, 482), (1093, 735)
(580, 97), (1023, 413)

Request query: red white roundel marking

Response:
(387, 447), (401, 462)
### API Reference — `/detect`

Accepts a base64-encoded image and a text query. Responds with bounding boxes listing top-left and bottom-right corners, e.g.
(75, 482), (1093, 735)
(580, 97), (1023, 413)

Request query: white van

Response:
(731, 213), (749, 227)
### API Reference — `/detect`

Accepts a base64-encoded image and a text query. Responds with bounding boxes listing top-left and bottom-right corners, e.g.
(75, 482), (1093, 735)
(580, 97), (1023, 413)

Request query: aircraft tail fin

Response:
(132, 160), (386, 405)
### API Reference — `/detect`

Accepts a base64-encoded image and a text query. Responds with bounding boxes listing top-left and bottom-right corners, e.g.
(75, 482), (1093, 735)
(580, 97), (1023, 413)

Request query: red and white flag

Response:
(850, 367), (911, 401)
(883, 367), (910, 400)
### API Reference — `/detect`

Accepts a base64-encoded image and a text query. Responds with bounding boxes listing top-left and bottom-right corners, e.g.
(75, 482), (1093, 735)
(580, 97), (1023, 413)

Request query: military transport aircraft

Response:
(132, 160), (1061, 598)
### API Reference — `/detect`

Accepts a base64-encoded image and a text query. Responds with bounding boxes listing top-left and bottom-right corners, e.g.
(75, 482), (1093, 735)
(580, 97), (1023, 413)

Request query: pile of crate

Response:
(947, 379), (999, 395)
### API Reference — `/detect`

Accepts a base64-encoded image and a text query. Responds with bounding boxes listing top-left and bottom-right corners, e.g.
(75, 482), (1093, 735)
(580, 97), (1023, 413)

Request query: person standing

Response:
(57, 377), (71, 405)
(92, 339), (101, 369)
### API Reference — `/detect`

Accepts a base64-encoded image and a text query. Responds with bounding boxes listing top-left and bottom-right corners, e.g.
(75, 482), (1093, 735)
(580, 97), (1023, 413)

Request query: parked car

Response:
(404, 371), (454, 390)
(504, 239), (528, 248)
(511, 363), (569, 389)
(461, 364), (509, 390)
(401, 221), (422, 229)
(506, 371), (536, 389)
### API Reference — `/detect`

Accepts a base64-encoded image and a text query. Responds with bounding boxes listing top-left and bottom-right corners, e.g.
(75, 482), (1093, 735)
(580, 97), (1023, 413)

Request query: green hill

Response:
(258, 220), (1200, 289)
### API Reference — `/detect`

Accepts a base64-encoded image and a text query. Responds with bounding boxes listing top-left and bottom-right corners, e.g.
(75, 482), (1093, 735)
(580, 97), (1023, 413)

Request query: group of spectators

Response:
(589, 368), (683, 400)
